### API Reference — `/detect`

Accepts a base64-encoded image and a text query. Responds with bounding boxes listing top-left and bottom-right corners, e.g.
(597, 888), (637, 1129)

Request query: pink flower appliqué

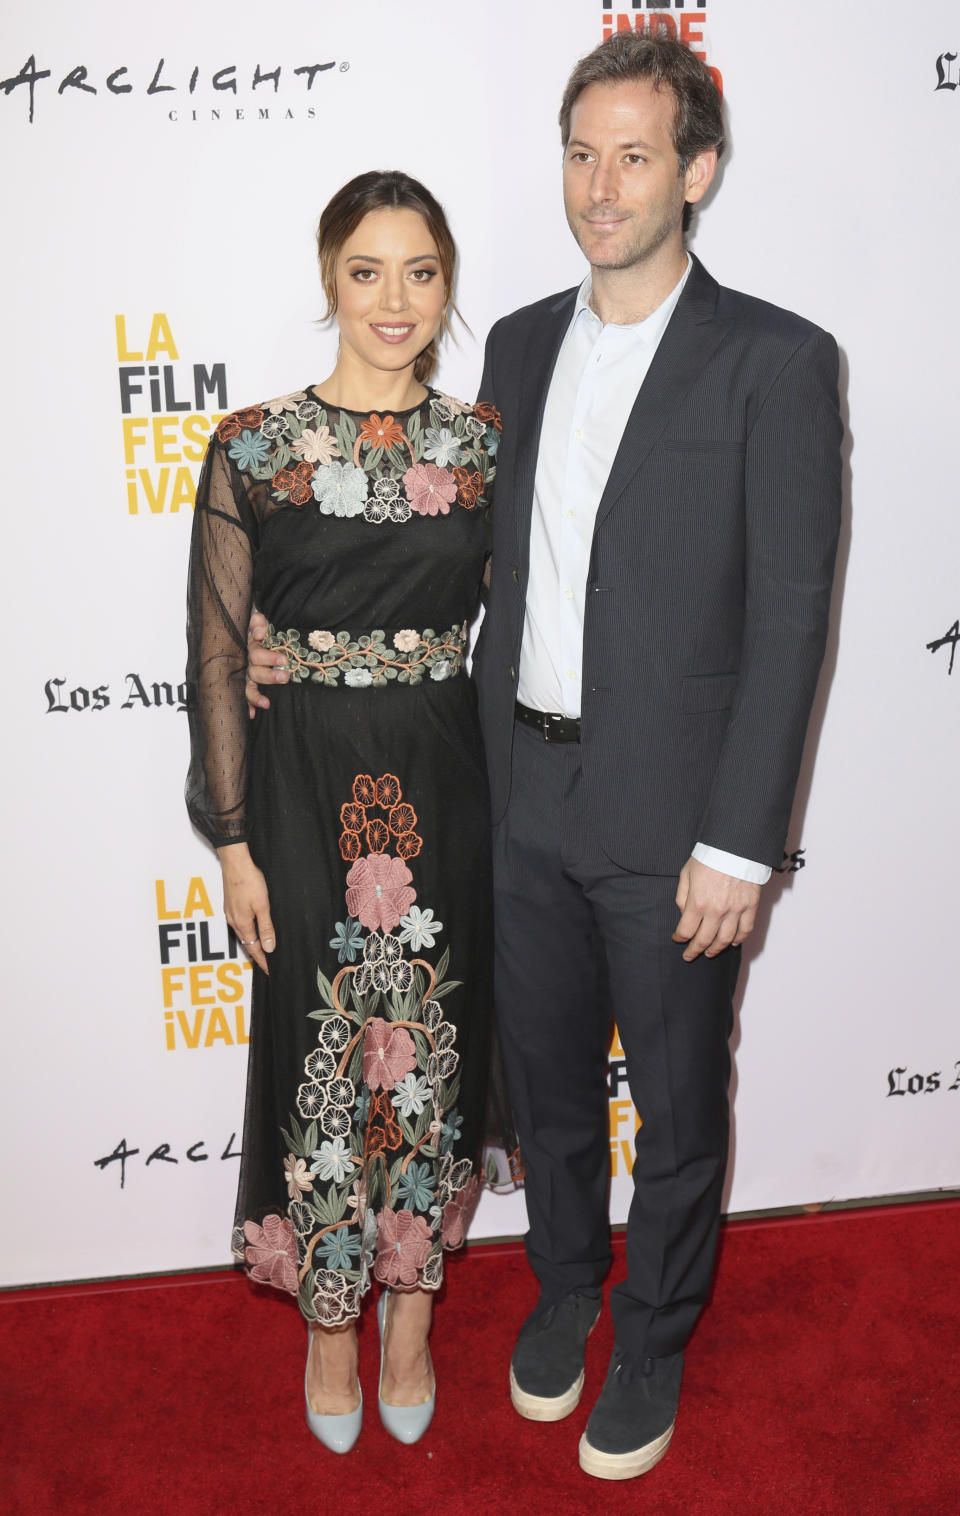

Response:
(243, 1214), (299, 1293)
(374, 1207), (434, 1286)
(362, 1017), (417, 1092)
(345, 853), (416, 933)
(402, 461), (457, 517)
(441, 1175), (480, 1249)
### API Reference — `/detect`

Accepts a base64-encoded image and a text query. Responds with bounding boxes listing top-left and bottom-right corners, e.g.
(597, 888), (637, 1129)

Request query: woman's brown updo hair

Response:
(317, 170), (460, 385)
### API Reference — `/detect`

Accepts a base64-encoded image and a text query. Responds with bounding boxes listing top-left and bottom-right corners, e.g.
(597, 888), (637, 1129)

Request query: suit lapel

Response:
(511, 290), (576, 563)
(593, 258), (730, 532)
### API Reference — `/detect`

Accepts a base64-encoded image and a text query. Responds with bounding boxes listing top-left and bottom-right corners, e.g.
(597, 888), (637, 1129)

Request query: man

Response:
(471, 31), (841, 1482)
(248, 30), (842, 1483)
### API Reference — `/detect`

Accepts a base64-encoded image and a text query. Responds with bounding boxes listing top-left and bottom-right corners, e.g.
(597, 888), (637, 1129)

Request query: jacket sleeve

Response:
(697, 329), (843, 866)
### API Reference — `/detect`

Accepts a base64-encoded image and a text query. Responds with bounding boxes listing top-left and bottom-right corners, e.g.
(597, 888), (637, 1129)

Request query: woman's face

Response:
(334, 207), (446, 380)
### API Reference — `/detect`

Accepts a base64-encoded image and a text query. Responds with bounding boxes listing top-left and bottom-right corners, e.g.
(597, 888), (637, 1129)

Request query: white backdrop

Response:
(3, 1), (958, 1287)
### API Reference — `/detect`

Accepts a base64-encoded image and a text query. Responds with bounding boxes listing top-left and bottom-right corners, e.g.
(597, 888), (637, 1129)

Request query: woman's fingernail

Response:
(263, 938), (275, 951)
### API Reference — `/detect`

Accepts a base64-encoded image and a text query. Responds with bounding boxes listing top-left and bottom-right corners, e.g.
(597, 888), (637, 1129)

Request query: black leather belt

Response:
(515, 701), (581, 743)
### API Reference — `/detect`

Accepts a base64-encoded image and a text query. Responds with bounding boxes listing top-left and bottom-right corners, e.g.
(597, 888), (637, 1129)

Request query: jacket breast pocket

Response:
(680, 672), (740, 713)
(662, 440), (746, 455)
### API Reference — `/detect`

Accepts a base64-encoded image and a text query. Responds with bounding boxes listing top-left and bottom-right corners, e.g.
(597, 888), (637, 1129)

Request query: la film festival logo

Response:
(601, 2), (723, 92)
(156, 876), (252, 1052)
(1, 54), (348, 124)
(117, 313), (229, 516)
(608, 1026), (643, 1178)
(92, 876), (253, 1188)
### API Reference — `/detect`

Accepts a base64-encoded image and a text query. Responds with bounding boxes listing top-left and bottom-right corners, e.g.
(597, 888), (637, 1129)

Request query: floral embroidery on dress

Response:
(261, 623), (468, 688)
(214, 389), (498, 523)
(237, 771), (479, 1321)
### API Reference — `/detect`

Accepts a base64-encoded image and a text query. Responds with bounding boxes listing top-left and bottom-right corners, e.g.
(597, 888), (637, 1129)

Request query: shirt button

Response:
(565, 668), (575, 680)
(566, 508), (575, 519)
(574, 429), (583, 440)
(563, 588), (573, 600)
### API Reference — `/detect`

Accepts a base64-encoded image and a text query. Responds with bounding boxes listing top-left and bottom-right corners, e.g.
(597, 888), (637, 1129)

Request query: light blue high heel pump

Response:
(304, 1325), (363, 1454)
(377, 1290), (436, 1444)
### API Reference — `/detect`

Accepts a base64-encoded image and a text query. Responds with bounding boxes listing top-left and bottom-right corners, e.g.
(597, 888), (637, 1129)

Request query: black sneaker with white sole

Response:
(509, 1292), (602, 1422)
(578, 1346), (684, 1480)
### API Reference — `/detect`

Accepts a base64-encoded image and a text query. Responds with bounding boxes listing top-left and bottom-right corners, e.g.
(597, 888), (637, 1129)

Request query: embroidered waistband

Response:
(263, 622), (467, 688)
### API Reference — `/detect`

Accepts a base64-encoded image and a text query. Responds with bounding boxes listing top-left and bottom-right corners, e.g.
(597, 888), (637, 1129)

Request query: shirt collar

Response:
(573, 253), (692, 341)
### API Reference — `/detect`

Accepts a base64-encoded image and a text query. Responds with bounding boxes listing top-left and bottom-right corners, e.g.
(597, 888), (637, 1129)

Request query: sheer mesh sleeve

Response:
(185, 439), (259, 847)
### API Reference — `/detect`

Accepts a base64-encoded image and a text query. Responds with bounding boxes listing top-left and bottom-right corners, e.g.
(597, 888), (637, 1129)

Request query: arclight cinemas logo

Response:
(1, 53), (349, 124)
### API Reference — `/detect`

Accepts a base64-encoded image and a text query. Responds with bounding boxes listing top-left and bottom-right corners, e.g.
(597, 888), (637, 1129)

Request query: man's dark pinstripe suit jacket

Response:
(473, 254), (843, 875)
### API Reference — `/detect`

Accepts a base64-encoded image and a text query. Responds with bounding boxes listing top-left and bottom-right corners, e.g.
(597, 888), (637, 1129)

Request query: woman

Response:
(185, 170), (506, 1453)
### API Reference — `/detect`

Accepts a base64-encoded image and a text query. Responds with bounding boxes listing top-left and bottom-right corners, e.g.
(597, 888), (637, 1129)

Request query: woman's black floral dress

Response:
(186, 386), (509, 1323)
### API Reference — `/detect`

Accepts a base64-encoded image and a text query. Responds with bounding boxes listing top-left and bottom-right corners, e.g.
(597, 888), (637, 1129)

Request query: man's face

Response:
(562, 79), (707, 272)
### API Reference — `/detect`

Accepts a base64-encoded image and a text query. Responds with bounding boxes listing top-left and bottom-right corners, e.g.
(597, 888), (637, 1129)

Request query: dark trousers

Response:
(493, 721), (740, 1359)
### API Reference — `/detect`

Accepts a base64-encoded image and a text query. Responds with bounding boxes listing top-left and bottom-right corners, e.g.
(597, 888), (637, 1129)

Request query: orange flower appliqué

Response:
(353, 774), (377, 808)
(366, 1091), (404, 1155)
(339, 830), (362, 862)
(452, 466), (482, 510)
(366, 819), (390, 853)
(376, 774), (401, 808)
(235, 406), (265, 430)
(216, 414), (243, 443)
(360, 414), (405, 451)
(340, 802), (365, 833)
(473, 401), (502, 432)
(389, 803), (417, 836)
(272, 460), (314, 506)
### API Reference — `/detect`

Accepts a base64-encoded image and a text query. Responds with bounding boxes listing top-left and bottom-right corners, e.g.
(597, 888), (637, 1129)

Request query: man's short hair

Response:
(559, 30), (725, 171)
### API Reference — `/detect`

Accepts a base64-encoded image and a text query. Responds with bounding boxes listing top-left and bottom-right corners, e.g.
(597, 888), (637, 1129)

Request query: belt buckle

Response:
(541, 713), (560, 742)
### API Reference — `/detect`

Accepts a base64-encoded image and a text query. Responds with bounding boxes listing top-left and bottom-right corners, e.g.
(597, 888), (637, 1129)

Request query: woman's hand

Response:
(246, 610), (289, 717)
(217, 842), (275, 974)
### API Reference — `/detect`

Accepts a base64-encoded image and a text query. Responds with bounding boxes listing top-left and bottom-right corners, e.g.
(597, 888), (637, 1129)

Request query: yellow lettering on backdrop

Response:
(184, 877), (214, 919)
(170, 467), (195, 512)
(176, 1009), (204, 1049)
(121, 417), (148, 464)
(146, 313), (179, 361)
(189, 965), (215, 1004)
(139, 471), (168, 514)
(155, 880), (179, 920)
(608, 1099), (634, 1138)
(204, 1007), (234, 1047)
(152, 417), (181, 462)
(114, 315), (143, 362)
(161, 966), (186, 1007)
(216, 962), (243, 1002)
(235, 1006), (250, 1045)
(182, 414), (210, 461)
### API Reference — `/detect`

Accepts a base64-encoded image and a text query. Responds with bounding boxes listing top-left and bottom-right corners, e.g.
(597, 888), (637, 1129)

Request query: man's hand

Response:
(673, 857), (761, 961)
(245, 610), (288, 717)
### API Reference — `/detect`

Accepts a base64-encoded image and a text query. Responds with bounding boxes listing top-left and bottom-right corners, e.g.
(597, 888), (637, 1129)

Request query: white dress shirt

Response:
(518, 259), (770, 886)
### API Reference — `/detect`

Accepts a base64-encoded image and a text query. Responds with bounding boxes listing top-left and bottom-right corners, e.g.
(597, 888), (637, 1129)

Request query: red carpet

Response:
(3, 1203), (959, 1515)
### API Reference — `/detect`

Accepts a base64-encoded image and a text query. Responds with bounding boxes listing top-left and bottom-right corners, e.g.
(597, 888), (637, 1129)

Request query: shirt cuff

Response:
(692, 843), (771, 886)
